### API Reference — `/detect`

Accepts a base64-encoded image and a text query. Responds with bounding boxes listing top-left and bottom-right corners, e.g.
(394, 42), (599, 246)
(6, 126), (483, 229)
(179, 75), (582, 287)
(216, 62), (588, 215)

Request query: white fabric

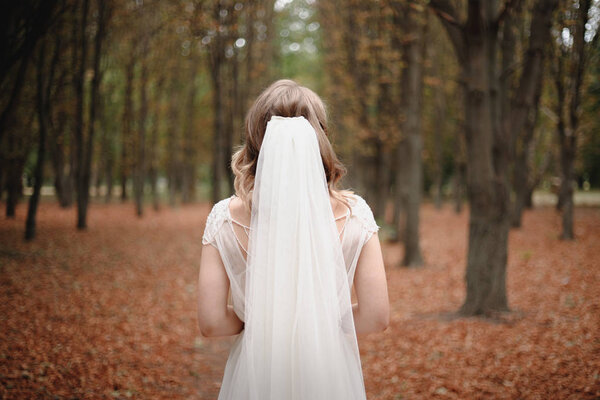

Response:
(202, 116), (379, 400)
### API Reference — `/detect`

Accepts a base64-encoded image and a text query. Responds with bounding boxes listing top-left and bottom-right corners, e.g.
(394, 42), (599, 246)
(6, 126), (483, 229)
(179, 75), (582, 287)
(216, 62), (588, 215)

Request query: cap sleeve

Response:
(202, 198), (230, 246)
(350, 194), (379, 236)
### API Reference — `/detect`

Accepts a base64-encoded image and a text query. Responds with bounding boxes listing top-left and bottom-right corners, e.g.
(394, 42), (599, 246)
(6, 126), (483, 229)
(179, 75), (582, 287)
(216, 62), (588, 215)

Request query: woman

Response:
(198, 79), (389, 399)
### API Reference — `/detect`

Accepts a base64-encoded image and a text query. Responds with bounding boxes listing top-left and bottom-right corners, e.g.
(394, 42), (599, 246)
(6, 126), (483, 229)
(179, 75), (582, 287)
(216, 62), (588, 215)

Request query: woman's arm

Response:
(197, 244), (244, 337)
(352, 233), (390, 334)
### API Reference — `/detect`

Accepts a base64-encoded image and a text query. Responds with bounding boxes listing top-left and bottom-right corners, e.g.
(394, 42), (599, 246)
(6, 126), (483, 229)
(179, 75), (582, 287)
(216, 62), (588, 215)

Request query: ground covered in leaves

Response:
(1, 201), (598, 399)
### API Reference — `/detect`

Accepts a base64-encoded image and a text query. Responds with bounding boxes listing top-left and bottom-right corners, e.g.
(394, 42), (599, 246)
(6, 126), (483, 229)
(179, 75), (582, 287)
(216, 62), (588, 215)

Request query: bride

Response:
(198, 79), (389, 399)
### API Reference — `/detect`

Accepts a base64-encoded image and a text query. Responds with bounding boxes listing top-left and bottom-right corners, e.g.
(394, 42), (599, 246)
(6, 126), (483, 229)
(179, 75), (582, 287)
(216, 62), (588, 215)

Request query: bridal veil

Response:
(217, 116), (366, 400)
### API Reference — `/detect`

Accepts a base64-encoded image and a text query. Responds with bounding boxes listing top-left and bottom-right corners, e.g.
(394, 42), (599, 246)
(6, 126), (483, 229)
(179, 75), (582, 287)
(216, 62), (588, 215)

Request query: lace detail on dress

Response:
(202, 197), (232, 246)
(350, 194), (379, 234)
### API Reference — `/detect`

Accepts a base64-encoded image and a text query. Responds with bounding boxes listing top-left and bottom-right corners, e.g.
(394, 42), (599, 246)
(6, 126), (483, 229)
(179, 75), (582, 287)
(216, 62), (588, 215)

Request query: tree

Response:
(396, 0), (426, 266)
(551, 0), (597, 240)
(74, 0), (112, 229)
(25, 26), (62, 240)
(429, 0), (559, 315)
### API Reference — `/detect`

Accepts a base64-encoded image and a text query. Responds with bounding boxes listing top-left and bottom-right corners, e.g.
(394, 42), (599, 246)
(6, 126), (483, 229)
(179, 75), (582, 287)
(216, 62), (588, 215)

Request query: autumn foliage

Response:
(1, 202), (598, 399)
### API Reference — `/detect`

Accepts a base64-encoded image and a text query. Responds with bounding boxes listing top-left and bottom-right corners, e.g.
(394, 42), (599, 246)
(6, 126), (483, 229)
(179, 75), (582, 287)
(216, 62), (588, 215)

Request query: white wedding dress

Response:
(202, 116), (379, 400)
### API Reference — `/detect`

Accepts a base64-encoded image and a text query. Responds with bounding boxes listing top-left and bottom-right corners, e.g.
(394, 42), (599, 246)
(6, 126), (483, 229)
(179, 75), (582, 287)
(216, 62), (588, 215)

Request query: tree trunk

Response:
(461, 46), (510, 315)
(210, 32), (225, 204)
(26, 42), (50, 240)
(430, 0), (558, 315)
(52, 109), (74, 207)
(148, 78), (165, 211)
(5, 160), (24, 218)
(182, 56), (199, 204)
(134, 42), (149, 217)
(0, 55), (31, 146)
(400, 0), (425, 267)
(511, 74), (543, 228)
(393, 139), (408, 243)
(121, 54), (135, 202)
(553, 0), (593, 240)
(74, 0), (89, 229)
(432, 89), (446, 210)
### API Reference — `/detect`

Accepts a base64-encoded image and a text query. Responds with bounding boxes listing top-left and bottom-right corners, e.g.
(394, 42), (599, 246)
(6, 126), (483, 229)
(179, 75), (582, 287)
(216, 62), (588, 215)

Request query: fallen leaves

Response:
(0, 202), (598, 399)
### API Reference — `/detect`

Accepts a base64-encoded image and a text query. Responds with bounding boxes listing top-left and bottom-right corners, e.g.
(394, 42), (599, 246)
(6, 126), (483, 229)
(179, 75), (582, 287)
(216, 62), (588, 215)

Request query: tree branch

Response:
(429, 0), (466, 62)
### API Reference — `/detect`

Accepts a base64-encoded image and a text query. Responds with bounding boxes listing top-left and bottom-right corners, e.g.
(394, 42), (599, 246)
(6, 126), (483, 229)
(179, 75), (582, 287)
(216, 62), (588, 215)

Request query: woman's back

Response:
(202, 193), (379, 322)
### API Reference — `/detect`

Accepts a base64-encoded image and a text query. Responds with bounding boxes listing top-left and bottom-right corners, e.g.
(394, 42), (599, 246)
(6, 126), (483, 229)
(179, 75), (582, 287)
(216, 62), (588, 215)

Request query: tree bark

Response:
(429, 0), (558, 315)
(121, 54), (135, 202)
(74, 0), (89, 229)
(511, 73), (543, 228)
(400, 0), (425, 267)
(552, 0), (593, 240)
(26, 42), (50, 240)
(134, 41), (149, 217)
(209, 1), (226, 205)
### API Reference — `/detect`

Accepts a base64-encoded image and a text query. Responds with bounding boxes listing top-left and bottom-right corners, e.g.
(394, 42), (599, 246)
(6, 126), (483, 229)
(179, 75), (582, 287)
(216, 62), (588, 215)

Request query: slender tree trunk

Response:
(148, 78), (164, 211)
(400, 0), (425, 267)
(74, 0), (89, 229)
(121, 55), (135, 202)
(182, 56), (199, 204)
(134, 42), (149, 217)
(554, 0), (592, 239)
(26, 42), (50, 240)
(512, 74), (543, 228)
(393, 139), (408, 243)
(433, 90), (446, 210)
(210, 29), (225, 204)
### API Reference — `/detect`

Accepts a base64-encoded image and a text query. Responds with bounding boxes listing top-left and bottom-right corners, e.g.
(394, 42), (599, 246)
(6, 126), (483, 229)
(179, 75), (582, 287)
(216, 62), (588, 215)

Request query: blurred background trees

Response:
(1, 0), (599, 315)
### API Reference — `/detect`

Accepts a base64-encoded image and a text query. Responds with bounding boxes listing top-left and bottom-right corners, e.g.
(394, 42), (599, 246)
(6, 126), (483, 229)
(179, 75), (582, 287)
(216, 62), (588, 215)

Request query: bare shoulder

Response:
(229, 196), (251, 226)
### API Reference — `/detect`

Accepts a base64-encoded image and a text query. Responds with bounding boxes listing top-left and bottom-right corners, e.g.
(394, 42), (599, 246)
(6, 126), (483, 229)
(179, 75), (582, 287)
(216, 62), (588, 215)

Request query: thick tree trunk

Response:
(430, 0), (559, 315)
(459, 20), (510, 315)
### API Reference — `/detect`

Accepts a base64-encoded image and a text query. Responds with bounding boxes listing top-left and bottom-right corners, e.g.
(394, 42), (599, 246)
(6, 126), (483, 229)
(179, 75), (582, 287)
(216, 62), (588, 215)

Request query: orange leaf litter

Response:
(1, 202), (598, 399)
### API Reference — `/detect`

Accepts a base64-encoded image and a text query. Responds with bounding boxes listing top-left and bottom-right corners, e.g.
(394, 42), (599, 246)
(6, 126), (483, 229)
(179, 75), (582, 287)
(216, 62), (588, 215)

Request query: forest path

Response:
(1, 202), (598, 399)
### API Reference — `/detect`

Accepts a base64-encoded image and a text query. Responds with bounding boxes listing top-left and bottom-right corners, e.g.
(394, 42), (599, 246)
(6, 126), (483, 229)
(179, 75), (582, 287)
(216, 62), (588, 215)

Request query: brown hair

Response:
(231, 79), (352, 210)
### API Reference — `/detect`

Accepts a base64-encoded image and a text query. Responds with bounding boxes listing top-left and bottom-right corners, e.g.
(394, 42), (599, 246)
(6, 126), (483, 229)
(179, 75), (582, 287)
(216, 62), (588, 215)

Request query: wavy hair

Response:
(231, 79), (351, 210)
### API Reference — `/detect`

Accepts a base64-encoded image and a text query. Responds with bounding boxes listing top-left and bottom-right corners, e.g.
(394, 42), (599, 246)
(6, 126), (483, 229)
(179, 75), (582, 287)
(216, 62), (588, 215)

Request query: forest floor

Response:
(0, 201), (598, 399)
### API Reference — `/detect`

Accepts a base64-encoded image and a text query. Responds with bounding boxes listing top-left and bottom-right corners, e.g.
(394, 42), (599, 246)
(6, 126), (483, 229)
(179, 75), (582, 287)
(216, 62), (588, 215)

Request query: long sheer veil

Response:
(235, 115), (365, 399)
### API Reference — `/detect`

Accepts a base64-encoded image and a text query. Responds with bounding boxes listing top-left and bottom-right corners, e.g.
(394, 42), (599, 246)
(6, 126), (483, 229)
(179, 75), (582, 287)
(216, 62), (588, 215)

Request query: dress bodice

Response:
(202, 193), (379, 321)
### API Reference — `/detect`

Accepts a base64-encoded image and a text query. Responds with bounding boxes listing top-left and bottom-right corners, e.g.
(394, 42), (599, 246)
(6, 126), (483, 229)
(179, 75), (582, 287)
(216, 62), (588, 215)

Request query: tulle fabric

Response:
(217, 116), (366, 400)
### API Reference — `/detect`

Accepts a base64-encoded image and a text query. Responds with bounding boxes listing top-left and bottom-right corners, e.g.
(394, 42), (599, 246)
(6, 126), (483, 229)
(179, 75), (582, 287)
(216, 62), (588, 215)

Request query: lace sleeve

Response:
(351, 194), (379, 236)
(202, 198), (230, 246)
